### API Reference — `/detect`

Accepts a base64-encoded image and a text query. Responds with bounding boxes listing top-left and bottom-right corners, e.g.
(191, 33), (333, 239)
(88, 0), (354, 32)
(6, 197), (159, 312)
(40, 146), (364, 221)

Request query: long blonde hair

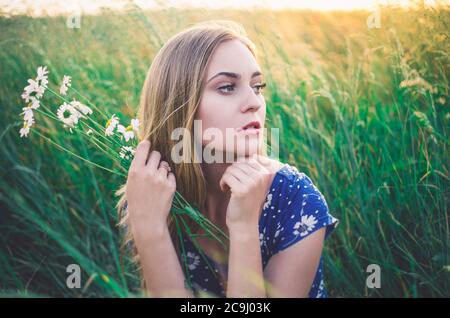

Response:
(115, 20), (265, 287)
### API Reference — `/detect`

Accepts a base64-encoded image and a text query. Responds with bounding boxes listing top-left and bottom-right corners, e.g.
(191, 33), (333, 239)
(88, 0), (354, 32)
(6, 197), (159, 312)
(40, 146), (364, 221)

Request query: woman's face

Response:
(196, 39), (266, 162)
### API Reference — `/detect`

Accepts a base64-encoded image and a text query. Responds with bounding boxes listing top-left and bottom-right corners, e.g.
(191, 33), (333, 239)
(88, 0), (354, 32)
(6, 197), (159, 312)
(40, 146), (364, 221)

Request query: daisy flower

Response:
(36, 66), (49, 87)
(29, 96), (40, 110)
(18, 100), (38, 138)
(57, 102), (80, 129)
(116, 118), (139, 142)
(59, 75), (71, 95)
(71, 100), (92, 117)
(105, 114), (119, 136)
(117, 124), (135, 142)
(19, 117), (35, 138)
(21, 79), (40, 102)
(33, 85), (45, 99)
(19, 123), (31, 138)
(21, 106), (34, 123)
(21, 66), (48, 102)
(119, 146), (135, 160)
(131, 118), (139, 133)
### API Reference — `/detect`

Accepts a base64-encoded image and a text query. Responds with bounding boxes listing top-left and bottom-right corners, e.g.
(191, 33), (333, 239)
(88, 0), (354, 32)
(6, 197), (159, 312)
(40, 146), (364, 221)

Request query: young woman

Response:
(117, 20), (338, 298)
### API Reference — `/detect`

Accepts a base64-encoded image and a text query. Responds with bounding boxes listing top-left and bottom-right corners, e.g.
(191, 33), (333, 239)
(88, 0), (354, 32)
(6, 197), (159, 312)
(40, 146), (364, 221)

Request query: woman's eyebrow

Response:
(206, 71), (262, 83)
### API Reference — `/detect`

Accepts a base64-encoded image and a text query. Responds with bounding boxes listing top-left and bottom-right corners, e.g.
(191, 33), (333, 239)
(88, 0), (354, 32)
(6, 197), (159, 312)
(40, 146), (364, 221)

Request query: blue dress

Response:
(180, 163), (339, 298)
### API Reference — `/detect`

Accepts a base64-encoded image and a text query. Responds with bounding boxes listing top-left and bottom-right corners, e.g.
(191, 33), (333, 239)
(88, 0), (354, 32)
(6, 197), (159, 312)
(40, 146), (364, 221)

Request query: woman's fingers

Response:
(167, 171), (175, 182)
(131, 141), (172, 182)
(219, 172), (240, 192)
(167, 172), (176, 190)
(157, 161), (171, 177)
(159, 161), (171, 171)
(233, 161), (260, 179)
(130, 140), (151, 169)
(235, 155), (268, 178)
(256, 154), (272, 168)
(147, 150), (161, 171)
(226, 164), (253, 184)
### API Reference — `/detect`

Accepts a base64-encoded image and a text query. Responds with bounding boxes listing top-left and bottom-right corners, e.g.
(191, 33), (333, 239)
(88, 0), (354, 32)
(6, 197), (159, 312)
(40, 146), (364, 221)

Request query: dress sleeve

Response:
(270, 172), (339, 255)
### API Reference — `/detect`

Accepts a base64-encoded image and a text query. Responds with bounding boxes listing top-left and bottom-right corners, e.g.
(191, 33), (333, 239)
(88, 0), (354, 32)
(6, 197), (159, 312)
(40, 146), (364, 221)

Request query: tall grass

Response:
(0, 4), (448, 297)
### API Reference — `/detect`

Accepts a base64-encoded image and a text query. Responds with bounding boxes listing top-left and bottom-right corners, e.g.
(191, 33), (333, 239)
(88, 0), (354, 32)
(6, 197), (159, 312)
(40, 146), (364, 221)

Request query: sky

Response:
(0, 0), (445, 16)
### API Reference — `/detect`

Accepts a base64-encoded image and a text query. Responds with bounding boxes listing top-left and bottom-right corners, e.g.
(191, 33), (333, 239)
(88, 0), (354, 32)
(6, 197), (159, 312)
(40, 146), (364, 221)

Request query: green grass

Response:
(0, 5), (449, 297)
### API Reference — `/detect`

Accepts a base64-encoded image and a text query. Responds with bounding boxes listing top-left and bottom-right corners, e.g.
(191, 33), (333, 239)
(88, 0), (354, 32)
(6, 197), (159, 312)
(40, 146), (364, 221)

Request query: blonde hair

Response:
(115, 20), (266, 289)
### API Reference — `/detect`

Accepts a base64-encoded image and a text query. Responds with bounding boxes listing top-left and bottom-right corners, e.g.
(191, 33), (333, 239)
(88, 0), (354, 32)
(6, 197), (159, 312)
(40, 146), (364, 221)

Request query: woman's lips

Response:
(237, 127), (261, 135)
(236, 120), (262, 134)
(240, 120), (261, 131)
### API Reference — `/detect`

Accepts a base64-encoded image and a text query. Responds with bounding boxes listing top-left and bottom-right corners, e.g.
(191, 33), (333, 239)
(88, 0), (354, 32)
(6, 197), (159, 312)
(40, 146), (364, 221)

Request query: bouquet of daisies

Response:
(17, 66), (228, 295)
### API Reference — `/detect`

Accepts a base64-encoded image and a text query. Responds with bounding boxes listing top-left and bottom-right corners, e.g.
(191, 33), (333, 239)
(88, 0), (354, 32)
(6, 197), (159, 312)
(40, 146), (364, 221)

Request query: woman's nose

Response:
(240, 87), (264, 113)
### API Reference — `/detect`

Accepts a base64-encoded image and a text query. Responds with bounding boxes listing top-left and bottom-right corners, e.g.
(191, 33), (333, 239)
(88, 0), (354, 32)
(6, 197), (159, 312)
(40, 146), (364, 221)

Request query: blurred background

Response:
(0, 0), (449, 297)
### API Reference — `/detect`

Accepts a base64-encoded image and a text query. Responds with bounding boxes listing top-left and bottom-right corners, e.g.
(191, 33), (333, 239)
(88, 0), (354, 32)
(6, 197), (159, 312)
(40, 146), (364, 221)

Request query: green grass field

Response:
(0, 4), (449, 297)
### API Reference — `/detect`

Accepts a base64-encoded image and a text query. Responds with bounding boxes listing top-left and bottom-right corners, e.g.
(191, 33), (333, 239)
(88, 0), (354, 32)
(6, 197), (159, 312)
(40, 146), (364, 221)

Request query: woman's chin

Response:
(200, 138), (261, 163)
(234, 145), (259, 158)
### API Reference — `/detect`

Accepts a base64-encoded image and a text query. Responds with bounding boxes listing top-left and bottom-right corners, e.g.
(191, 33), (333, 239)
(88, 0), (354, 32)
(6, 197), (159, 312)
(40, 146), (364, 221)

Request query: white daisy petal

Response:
(71, 100), (92, 116)
(105, 114), (119, 136)
(119, 146), (136, 160)
(57, 102), (79, 128)
(131, 118), (139, 133)
(59, 75), (72, 95)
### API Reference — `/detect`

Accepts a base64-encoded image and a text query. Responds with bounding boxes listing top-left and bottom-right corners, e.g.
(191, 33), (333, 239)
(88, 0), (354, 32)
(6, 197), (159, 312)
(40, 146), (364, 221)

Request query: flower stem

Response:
(33, 130), (126, 177)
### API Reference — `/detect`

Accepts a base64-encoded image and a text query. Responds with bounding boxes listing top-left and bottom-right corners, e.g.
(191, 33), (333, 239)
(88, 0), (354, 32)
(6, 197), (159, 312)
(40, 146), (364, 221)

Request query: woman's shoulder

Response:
(263, 159), (310, 190)
(259, 161), (339, 255)
(263, 160), (330, 215)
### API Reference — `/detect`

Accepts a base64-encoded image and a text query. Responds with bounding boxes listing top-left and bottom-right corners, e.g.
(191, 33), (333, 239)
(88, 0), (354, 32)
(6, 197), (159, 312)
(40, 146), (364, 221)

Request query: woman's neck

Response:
(200, 161), (232, 233)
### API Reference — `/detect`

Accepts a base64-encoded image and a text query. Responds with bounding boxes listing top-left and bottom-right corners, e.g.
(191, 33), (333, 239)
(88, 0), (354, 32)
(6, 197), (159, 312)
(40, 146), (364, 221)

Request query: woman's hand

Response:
(125, 140), (176, 241)
(219, 154), (274, 230)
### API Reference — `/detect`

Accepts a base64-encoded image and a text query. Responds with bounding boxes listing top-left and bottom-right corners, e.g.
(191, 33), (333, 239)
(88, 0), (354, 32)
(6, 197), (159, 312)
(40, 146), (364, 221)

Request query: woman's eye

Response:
(217, 82), (266, 94)
(218, 84), (235, 93)
(253, 82), (267, 94)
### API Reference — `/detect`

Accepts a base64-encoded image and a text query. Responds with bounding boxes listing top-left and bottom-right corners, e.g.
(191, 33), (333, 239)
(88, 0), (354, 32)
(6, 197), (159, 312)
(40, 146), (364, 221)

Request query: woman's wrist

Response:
(228, 222), (260, 241)
(226, 210), (260, 234)
(132, 218), (170, 244)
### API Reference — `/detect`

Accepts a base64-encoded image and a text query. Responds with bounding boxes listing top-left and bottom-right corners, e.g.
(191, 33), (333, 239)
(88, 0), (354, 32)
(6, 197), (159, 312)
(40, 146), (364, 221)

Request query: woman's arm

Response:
(126, 140), (193, 298)
(133, 223), (194, 298)
(263, 227), (325, 297)
(221, 156), (326, 298)
(227, 224), (266, 297)
(226, 218), (326, 298)
(219, 156), (274, 297)
(262, 169), (335, 297)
